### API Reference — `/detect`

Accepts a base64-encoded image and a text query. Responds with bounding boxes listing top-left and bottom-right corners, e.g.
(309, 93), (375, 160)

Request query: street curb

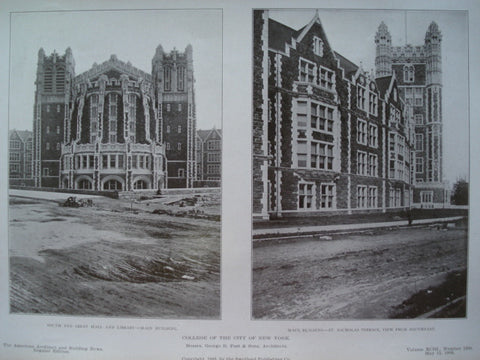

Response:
(253, 216), (466, 241)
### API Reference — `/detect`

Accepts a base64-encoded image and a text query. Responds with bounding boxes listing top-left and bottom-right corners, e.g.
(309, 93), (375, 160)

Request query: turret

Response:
(375, 22), (392, 77)
(425, 21), (442, 85)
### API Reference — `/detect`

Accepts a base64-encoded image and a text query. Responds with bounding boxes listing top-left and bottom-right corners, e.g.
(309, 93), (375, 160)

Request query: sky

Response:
(269, 9), (469, 186)
(9, 9), (222, 131)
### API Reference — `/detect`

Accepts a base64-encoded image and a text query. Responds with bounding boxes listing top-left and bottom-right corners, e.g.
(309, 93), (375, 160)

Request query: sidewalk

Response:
(9, 189), (102, 201)
(253, 216), (465, 238)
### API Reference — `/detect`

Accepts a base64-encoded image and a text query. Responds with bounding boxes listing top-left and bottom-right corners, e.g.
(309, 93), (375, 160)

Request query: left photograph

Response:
(8, 9), (222, 318)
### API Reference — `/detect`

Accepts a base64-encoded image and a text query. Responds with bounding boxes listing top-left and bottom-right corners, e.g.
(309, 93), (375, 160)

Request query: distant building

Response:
(253, 11), (414, 219)
(375, 21), (447, 208)
(32, 45), (196, 190)
(9, 129), (34, 185)
(195, 128), (221, 186)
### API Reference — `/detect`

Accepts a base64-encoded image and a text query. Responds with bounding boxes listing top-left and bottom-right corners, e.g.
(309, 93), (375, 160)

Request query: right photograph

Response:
(252, 9), (469, 320)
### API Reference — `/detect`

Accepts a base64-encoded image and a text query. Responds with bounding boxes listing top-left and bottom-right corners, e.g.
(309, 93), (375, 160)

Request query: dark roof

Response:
(268, 18), (296, 52)
(197, 128), (222, 141)
(375, 75), (394, 97)
(334, 52), (359, 78)
(9, 129), (32, 142)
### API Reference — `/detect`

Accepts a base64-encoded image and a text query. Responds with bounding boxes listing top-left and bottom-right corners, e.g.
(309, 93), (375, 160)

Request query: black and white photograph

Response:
(252, 9), (469, 320)
(7, 8), (222, 318)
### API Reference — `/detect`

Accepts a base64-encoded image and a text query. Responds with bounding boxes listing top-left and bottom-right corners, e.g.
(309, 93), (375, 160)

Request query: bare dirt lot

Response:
(9, 193), (220, 318)
(253, 222), (468, 320)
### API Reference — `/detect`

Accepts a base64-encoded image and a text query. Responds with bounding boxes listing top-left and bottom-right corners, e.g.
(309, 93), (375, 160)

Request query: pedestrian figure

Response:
(406, 208), (413, 226)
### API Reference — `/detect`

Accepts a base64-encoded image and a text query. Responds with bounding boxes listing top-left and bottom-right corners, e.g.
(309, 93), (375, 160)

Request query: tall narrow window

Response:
(299, 183), (315, 210)
(404, 65), (415, 82)
(90, 94), (99, 143)
(357, 86), (367, 111)
(416, 133), (424, 151)
(357, 119), (367, 145)
(109, 93), (118, 143)
(357, 185), (367, 208)
(164, 66), (172, 91)
(177, 66), (185, 91)
(312, 36), (324, 56)
(320, 183), (335, 209)
(368, 187), (378, 208)
(368, 124), (378, 147)
(128, 94), (136, 142)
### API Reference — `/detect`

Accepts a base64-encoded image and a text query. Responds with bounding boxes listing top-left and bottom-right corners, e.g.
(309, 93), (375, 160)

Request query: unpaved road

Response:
(9, 195), (220, 318)
(253, 224), (468, 320)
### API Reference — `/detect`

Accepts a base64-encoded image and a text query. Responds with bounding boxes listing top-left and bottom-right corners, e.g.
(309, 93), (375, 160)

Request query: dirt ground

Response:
(9, 193), (220, 318)
(252, 223), (468, 320)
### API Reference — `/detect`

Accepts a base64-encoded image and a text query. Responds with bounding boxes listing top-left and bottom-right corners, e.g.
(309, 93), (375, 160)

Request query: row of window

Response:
(357, 85), (378, 115)
(298, 58), (335, 91)
(45, 104), (63, 113)
(297, 182), (408, 210)
(296, 101), (335, 134)
(163, 66), (186, 92)
(207, 140), (221, 150)
(357, 120), (378, 147)
(64, 154), (156, 171)
(43, 66), (66, 93)
(9, 152), (20, 161)
(165, 103), (183, 112)
(45, 142), (61, 151)
(166, 125), (183, 133)
(166, 142), (183, 151)
(207, 164), (220, 174)
(45, 125), (61, 134)
(207, 153), (221, 162)
(297, 141), (334, 170)
(357, 151), (378, 177)
(298, 182), (335, 210)
(357, 185), (378, 209)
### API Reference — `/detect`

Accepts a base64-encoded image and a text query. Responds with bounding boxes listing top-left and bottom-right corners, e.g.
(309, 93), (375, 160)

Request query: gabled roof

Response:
(9, 129), (32, 143)
(375, 75), (394, 98)
(334, 52), (359, 78)
(75, 54), (151, 84)
(268, 18), (296, 52)
(197, 128), (222, 141)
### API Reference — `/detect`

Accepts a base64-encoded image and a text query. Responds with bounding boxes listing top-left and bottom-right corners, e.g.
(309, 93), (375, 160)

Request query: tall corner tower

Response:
(375, 22), (392, 78)
(375, 20), (445, 207)
(151, 45), (196, 188)
(424, 21), (443, 185)
(33, 48), (75, 187)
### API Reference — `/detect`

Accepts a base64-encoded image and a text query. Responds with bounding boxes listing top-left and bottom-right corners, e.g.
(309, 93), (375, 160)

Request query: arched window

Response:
(403, 65), (415, 83)
(78, 179), (92, 190)
(104, 179), (122, 190)
(134, 180), (148, 189)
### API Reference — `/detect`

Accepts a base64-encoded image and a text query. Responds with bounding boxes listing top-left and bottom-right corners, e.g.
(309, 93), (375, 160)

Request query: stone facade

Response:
(253, 11), (414, 219)
(195, 128), (222, 186)
(9, 129), (34, 186)
(33, 46), (196, 190)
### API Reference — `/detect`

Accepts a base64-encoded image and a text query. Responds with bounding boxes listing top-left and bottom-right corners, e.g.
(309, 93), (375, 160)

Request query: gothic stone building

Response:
(253, 11), (415, 219)
(33, 45), (196, 191)
(195, 128), (222, 186)
(9, 129), (34, 186)
(375, 21), (446, 208)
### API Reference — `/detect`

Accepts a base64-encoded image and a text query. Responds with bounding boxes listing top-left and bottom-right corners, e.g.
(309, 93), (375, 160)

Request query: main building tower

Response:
(375, 21), (446, 207)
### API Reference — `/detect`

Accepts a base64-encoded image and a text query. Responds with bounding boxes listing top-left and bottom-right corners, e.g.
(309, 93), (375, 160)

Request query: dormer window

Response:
(403, 65), (415, 83)
(312, 36), (324, 56)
